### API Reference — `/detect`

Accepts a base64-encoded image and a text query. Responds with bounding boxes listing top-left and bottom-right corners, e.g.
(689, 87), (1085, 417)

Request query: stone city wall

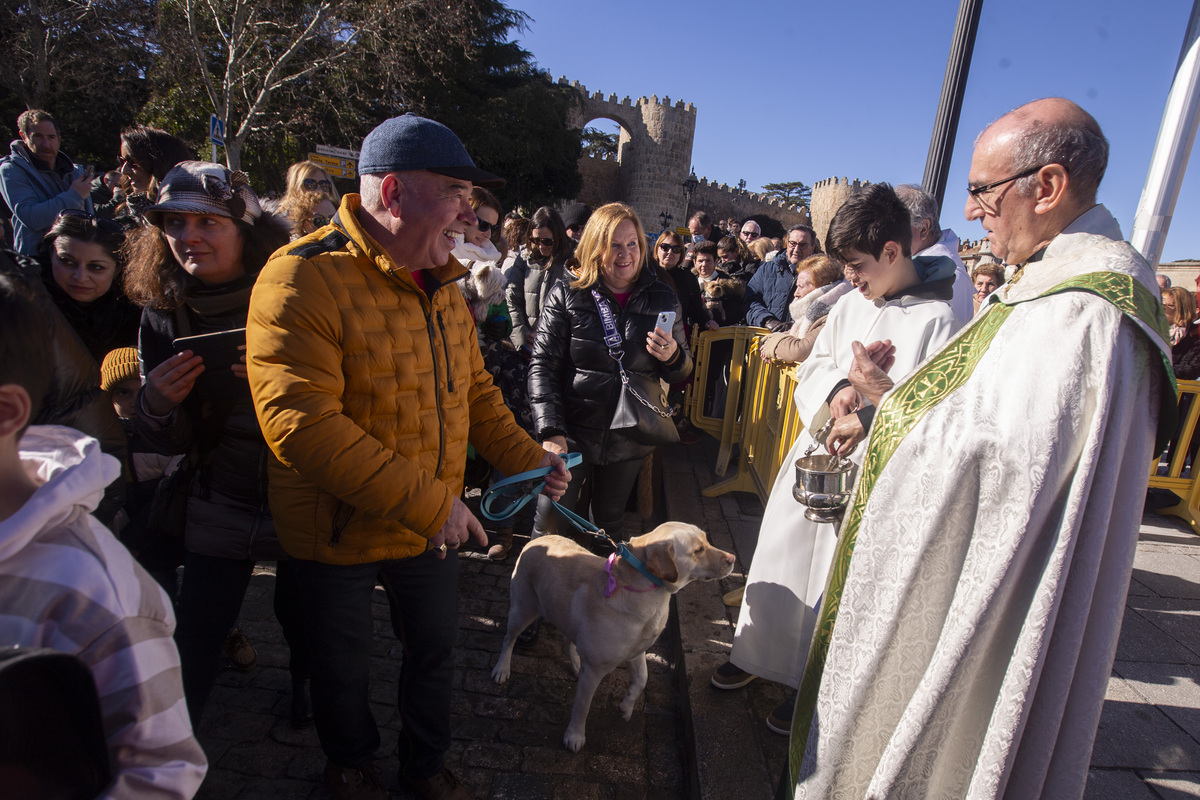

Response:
(576, 152), (620, 212)
(563, 79), (697, 229)
(687, 177), (809, 235)
(810, 177), (870, 246)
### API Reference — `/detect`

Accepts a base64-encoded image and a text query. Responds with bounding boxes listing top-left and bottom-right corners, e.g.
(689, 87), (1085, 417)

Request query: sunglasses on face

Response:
(302, 178), (333, 192)
(57, 208), (125, 236)
(312, 215), (331, 228)
(659, 244), (681, 254)
(531, 237), (555, 247)
(477, 219), (496, 234)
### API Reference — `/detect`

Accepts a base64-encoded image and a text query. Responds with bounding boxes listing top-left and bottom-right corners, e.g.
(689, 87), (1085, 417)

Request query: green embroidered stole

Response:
(786, 271), (1175, 792)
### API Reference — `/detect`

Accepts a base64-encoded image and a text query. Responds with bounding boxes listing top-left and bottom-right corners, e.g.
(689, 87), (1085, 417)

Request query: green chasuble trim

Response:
(786, 271), (1175, 792)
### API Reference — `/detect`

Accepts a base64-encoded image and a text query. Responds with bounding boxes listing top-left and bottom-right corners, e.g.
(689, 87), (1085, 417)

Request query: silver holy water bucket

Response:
(792, 453), (854, 522)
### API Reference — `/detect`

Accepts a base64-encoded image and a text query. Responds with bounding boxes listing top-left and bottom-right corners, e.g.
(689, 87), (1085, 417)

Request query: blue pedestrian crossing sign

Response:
(209, 114), (225, 147)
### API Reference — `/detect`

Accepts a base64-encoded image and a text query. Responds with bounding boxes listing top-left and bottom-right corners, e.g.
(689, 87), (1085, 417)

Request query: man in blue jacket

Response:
(0, 110), (93, 254)
(745, 224), (818, 330)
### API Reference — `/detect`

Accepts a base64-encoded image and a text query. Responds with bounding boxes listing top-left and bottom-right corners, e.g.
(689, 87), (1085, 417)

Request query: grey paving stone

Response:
(1132, 551), (1200, 599)
(1116, 607), (1200, 665)
(1126, 597), (1200, 662)
(1084, 768), (1159, 799)
(1092, 677), (1200, 770)
(1114, 662), (1200, 745)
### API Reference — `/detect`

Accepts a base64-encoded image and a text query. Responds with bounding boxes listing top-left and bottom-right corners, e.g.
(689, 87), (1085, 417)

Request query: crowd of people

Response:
(0, 96), (1181, 800)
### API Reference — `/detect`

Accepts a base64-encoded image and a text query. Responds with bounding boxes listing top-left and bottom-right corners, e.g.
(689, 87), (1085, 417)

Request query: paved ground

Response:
(191, 436), (1200, 799)
(194, 494), (679, 800)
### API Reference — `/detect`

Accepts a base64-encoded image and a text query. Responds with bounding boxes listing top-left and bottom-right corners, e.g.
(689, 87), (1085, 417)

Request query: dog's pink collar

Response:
(605, 553), (660, 598)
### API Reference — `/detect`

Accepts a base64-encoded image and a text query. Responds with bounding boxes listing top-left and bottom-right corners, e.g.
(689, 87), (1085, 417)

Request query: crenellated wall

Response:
(687, 176), (809, 235)
(810, 177), (871, 247)
(564, 78), (698, 230)
(562, 77), (807, 234)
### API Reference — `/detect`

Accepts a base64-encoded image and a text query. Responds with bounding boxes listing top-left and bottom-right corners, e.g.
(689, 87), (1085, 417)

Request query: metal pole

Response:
(1130, 0), (1200, 268)
(922, 0), (984, 212)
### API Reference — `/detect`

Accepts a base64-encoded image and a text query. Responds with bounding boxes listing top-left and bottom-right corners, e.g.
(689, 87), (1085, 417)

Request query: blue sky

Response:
(506, 0), (1200, 263)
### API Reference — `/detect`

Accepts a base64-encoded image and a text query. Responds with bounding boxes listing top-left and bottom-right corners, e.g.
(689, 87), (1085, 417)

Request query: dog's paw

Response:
(563, 728), (586, 753)
(491, 662), (510, 685)
(619, 694), (638, 721)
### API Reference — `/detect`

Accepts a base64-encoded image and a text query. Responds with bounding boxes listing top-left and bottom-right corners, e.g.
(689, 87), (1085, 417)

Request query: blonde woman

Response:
(758, 254), (849, 366)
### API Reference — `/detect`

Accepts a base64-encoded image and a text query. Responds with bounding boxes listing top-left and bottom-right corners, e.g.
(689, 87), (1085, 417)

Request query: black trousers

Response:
(174, 553), (309, 724)
(289, 551), (459, 781)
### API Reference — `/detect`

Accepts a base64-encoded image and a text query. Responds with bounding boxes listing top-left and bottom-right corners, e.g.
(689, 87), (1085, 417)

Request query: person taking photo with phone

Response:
(0, 109), (95, 254)
(527, 203), (692, 592)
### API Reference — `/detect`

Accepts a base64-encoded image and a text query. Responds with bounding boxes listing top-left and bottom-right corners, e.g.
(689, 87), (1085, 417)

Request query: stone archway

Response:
(563, 79), (697, 232)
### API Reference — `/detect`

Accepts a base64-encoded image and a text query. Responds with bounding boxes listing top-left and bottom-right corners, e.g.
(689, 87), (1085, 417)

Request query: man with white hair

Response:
(786, 98), (1175, 800)
(897, 183), (975, 325)
(740, 219), (762, 243)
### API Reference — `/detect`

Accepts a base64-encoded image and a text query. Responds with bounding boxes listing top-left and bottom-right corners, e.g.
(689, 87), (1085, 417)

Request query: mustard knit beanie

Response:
(100, 347), (140, 392)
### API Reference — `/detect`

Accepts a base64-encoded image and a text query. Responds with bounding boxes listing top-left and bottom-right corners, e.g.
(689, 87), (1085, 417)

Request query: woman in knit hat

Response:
(122, 161), (312, 730)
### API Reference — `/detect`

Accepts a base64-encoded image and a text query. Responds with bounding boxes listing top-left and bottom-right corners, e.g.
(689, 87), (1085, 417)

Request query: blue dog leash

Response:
(480, 452), (665, 590)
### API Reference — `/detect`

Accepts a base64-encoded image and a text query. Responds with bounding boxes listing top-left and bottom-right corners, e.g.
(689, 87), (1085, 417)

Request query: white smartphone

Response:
(655, 310), (676, 334)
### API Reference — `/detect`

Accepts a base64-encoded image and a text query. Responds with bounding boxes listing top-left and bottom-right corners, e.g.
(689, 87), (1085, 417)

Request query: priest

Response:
(787, 98), (1176, 800)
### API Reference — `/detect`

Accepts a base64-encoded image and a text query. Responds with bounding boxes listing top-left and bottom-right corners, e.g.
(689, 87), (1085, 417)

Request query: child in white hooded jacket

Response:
(0, 269), (206, 799)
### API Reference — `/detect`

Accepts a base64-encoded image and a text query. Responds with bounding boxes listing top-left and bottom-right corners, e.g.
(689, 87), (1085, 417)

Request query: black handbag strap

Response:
(590, 289), (625, 361)
(590, 290), (670, 419)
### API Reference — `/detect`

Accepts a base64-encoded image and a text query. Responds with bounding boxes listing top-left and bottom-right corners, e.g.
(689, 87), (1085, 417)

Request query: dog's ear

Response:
(644, 541), (679, 584)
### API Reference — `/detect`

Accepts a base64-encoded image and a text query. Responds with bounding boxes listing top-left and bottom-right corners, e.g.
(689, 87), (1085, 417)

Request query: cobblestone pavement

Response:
(193, 503), (684, 800)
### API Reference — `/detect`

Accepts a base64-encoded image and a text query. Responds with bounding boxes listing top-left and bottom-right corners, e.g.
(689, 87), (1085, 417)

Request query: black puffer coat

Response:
(529, 264), (692, 465)
(136, 273), (283, 561)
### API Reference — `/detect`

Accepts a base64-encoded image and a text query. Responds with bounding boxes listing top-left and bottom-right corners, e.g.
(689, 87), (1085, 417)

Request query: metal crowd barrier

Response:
(1150, 378), (1200, 535)
(682, 326), (767, 477)
(685, 328), (805, 504)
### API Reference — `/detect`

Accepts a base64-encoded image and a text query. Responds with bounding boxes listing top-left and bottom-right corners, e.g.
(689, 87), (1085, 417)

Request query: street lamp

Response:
(682, 168), (699, 222)
(658, 210), (673, 233)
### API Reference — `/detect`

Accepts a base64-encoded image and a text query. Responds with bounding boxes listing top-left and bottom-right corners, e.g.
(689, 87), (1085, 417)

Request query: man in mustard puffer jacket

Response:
(247, 115), (569, 800)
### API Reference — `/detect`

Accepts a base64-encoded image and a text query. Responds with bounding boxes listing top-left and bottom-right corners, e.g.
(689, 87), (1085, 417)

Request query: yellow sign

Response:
(307, 152), (356, 180)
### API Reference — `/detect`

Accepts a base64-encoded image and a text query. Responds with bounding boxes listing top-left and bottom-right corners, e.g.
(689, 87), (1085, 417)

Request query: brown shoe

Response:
(324, 761), (387, 800)
(401, 766), (473, 800)
(487, 527), (513, 561)
(222, 626), (257, 671)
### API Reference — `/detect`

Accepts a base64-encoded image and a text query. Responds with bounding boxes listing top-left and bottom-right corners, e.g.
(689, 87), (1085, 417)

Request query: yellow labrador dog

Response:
(492, 522), (734, 752)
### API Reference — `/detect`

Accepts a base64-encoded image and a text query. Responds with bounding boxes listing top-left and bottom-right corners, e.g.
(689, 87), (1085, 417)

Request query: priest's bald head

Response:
(964, 98), (1109, 265)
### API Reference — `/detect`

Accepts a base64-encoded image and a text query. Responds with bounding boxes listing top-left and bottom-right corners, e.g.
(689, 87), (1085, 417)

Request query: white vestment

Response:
(731, 282), (960, 688)
(917, 228), (974, 327)
(792, 205), (1172, 800)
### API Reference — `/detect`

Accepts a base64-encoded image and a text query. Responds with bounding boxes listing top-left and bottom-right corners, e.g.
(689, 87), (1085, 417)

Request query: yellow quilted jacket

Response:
(246, 194), (546, 565)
